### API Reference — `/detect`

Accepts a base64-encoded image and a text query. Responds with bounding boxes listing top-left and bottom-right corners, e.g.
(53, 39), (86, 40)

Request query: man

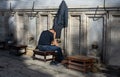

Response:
(37, 29), (64, 64)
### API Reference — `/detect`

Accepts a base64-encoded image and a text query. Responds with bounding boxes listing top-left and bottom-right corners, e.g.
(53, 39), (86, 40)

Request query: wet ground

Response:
(0, 49), (119, 77)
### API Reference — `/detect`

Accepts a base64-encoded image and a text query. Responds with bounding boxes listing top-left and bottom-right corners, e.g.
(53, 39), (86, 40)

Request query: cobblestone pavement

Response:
(0, 50), (119, 77)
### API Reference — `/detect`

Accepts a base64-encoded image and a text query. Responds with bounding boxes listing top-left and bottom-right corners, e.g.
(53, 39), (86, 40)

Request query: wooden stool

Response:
(33, 49), (56, 62)
(10, 45), (27, 54)
(67, 55), (96, 72)
(9, 45), (27, 56)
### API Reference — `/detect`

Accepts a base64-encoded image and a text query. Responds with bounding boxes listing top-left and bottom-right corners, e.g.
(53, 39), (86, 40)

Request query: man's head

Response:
(49, 29), (56, 34)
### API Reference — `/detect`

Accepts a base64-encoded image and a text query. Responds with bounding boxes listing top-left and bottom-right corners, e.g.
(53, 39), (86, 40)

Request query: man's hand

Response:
(49, 29), (59, 46)
(51, 39), (59, 46)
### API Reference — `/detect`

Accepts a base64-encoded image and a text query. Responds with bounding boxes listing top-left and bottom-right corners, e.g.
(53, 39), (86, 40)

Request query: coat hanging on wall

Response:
(53, 0), (68, 39)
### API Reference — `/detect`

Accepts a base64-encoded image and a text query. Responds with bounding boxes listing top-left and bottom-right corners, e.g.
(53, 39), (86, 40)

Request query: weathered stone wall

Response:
(0, 0), (120, 9)
(0, 0), (120, 66)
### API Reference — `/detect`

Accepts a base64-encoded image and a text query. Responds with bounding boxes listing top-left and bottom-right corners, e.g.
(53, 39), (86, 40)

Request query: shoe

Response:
(50, 61), (59, 65)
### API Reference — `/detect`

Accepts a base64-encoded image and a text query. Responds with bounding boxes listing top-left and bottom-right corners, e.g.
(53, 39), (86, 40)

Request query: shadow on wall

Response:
(0, 1), (53, 77)
(106, 14), (120, 67)
(68, 30), (86, 56)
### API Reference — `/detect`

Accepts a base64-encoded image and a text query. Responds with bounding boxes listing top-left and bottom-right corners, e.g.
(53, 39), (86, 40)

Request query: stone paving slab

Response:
(0, 50), (119, 77)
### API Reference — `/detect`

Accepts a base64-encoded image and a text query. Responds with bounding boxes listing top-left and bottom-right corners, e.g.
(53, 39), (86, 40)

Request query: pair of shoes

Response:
(50, 61), (59, 65)
(57, 63), (64, 67)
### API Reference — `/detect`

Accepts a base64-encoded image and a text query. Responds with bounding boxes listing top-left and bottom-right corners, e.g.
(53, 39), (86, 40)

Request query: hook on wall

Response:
(32, 1), (35, 12)
(103, 0), (107, 11)
(30, 1), (35, 17)
(10, 2), (13, 12)
(9, 2), (16, 16)
(93, 6), (100, 21)
(103, 0), (109, 19)
(93, 0), (109, 21)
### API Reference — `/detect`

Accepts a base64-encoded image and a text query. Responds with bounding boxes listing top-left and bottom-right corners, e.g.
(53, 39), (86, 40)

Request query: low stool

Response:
(67, 55), (96, 72)
(33, 49), (56, 62)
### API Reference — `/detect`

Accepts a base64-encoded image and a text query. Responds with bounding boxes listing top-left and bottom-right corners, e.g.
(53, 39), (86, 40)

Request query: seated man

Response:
(37, 29), (64, 64)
